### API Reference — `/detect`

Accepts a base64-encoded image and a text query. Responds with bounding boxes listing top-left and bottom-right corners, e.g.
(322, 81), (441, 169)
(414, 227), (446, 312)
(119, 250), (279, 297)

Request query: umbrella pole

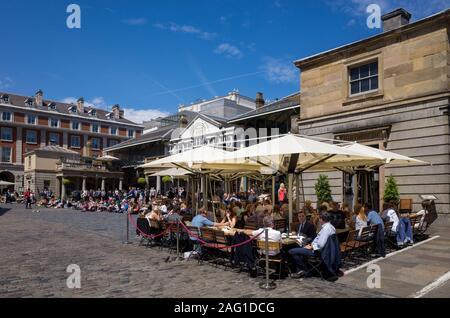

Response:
(288, 173), (293, 235)
(272, 176), (276, 209)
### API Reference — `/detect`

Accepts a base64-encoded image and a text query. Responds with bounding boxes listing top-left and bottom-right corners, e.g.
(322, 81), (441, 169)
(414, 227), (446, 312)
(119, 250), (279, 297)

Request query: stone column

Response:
(61, 178), (66, 200)
(156, 176), (161, 194)
(16, 127), (23, 164)
(82, 177), (87, 191)
(101, 178), (106, 191)
(119, 178), (123, 191)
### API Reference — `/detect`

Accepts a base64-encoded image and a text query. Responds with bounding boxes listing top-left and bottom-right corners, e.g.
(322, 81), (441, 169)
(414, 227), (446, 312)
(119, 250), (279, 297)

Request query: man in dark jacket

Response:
(297, 211), (316, 241)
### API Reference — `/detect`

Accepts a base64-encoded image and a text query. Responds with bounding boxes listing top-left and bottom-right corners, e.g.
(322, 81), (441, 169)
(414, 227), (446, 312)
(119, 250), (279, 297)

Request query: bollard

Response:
(122, 211), (132, 245)
(176, 219), (181, 260)
(259, 228), (276, 290)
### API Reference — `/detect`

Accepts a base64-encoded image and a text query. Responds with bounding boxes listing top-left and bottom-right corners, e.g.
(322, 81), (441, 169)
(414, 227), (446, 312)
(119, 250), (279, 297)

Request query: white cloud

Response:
(0, 77), (13, 89)
(214, 43), (243, 59)
(61, 97), (107, 109)
(122, 18), (148, 26)
(260, 57), (297, 84)
(154, 22), (217, 40)
(122, 108), (170, 124)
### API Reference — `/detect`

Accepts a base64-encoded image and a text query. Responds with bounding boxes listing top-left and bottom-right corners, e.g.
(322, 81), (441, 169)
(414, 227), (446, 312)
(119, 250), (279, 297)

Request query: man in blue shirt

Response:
(190, 208), (226, 241)
(364, 203), (386, 257)
(289, 212), (336, 278)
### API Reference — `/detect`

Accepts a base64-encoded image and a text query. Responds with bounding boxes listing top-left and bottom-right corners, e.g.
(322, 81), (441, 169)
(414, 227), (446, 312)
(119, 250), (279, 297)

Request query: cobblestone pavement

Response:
(0, 205), (393, 298)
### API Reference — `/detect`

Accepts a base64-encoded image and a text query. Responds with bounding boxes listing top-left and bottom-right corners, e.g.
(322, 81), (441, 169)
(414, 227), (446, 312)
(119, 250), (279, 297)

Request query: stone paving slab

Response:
(0, 205), (390, 298)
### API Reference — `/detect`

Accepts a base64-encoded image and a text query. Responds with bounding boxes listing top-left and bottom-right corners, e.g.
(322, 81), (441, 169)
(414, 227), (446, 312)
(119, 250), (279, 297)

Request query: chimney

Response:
(179, 114), (188, 129)
(112, 104), (121, 119)
(77, 97), (84, 113)
(382, 8), (411, 32)
(35, 89), (43, 107)
(255, 92), (265, 109)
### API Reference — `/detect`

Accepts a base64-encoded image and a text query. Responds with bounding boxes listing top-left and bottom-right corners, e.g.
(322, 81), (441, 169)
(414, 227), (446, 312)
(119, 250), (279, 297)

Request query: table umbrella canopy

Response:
(307, 142), (429, 171)
(150, 167), (191, 177)
(140, 145), (263, 173)
(96, 155), (120, 162)
(0, 180), (15, 186)
(223, 134), (376, 173)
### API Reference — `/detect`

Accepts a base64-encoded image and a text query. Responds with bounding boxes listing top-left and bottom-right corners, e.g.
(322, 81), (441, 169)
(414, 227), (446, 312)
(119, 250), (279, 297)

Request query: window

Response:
(48, 132), (60, 145)
(91, 138), (100, 150)
(108, 139), (119, 147)
(128, 129), (135, 138)
(2, 95), (10, 103)
(69, 106), (77, 113)
(349, 61), (379, 96)
(48, 103), (57, 110)
(70, 135), (81, 148)
(1, 127), (13, 141)
(25, 99), (34, 107)
(110, 127), (117, 136)
(1, 111), (12, 122)
(1, 147), (12, 163)
(26, 130), (37, 144)
(91, 124), (99, 133)
(27, 115), (37, 125)
(89, 109), (97, 116)
(49, 118), (59, 128)
(72, 121), (80, 130)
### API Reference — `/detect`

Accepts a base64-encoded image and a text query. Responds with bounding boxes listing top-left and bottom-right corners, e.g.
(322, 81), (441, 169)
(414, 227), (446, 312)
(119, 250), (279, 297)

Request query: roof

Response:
(228, 92), (300, 123)
(26, 145), (80, 156)
(294, 9), (450, 69)
(0, 91), (143, 128)
(105, 124), (177, 151)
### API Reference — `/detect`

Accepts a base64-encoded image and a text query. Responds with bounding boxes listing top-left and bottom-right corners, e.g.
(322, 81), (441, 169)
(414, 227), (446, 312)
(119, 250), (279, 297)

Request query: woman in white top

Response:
(354, 203), (368, 235)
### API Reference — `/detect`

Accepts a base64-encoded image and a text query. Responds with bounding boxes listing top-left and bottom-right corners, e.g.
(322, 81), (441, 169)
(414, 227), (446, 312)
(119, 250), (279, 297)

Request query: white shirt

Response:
(252, 227), (281, 256)
(355, 215), (368, 235)
(312, 222), (336, 251)
(386, 209), (399, 232)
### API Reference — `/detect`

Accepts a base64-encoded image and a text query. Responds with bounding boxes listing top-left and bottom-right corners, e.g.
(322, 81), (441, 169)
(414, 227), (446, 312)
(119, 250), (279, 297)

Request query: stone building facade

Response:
(295, 9), (450, 213)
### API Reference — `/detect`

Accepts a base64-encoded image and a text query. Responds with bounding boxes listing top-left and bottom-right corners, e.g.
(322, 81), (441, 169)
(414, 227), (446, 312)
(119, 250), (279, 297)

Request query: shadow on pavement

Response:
(0, 206), (12, 216)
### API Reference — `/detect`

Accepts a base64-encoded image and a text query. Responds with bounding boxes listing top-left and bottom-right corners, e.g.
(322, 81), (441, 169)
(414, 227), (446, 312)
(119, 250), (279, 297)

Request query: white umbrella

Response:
(307, 142), (429, 170)
(0, 180), (15, 186)
(140, 145), (262, 173)
(96, 155), (120, 162)
(223, 134), (376, 173)
(151, 167), (191, 177)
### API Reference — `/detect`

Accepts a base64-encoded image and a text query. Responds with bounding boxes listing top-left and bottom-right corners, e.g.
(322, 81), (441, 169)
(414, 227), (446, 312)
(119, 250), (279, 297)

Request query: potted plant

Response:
(315, 174), (333, 205)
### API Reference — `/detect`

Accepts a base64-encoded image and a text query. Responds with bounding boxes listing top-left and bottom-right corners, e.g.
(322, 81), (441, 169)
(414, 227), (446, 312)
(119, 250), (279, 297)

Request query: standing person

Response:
(24, 188), (32, 209)
(278, 183), (287, 205)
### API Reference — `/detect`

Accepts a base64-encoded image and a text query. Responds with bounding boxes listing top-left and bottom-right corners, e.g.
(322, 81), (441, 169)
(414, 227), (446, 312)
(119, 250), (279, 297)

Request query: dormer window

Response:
(48, 102), (57, 110)
(88, 109), (97, 117)
(1, 94), (10, 103)
(69, 105), (77, 113)
(25, 98), (34, 107)
(106, 113), (114, 120)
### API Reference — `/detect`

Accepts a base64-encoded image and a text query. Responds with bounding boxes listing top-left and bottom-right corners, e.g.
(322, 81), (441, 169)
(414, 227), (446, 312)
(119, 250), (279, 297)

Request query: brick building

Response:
(0, 90), (143, 192)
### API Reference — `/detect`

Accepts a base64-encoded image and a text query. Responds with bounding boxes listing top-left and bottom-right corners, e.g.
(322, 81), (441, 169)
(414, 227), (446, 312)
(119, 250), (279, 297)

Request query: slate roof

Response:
(228, 92), (300, 123)
(0, 91), (142, 127)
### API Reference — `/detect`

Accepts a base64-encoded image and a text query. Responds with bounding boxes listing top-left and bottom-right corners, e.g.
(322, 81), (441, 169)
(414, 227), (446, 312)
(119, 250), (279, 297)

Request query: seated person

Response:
(353, 203), (368, 237)
(146, 207), (163, 222)
(166, 207), (183, 222)
(289, 212), (336, 278)
(328, 202), (347, 230)
(220, 209), (238, 229)
(296, 211), (316, 242)
(272, 205), (284, 221)
(409, 202), (429, 229)
(382, 202), (413, 247)
(238, 216), (281, 256)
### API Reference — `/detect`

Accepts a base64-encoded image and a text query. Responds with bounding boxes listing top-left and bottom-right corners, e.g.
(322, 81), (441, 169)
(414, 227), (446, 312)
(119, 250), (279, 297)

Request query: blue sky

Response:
(1, 0), (449, 123)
